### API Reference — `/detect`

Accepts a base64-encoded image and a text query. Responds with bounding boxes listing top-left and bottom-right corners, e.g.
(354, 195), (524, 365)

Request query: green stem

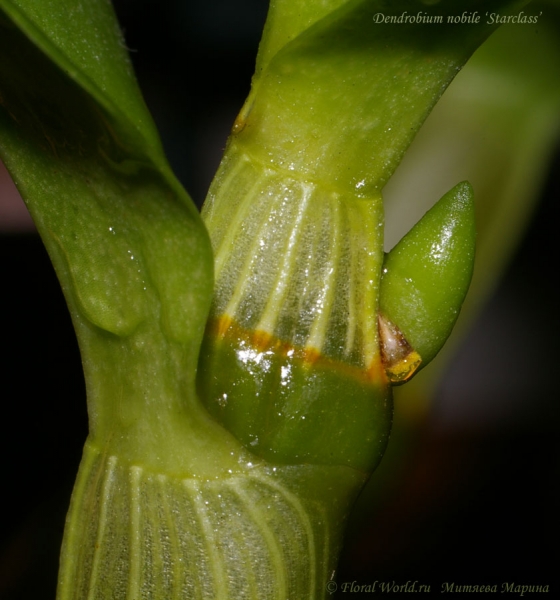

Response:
(199, 141), (391, 471)
(58, 441), (363, 599)
(0, 0), (532, 597)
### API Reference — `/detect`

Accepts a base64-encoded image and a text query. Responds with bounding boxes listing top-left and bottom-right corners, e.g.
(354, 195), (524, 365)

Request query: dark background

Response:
(1, 1), (558, 597)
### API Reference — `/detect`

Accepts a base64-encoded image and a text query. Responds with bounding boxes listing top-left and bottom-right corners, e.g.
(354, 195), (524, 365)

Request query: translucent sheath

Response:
(57, 441), (363, 599)
(199, 141), (392, 471)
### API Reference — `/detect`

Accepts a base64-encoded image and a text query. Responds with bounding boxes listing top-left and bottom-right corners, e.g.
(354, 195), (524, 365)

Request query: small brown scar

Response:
(232, 110), (247, 134)
(231, 95), (255, 135)
(378, 313), (422, 384)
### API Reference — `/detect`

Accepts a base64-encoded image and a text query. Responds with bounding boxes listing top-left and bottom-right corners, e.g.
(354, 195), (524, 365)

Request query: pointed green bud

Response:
(379, 181), (476, 376)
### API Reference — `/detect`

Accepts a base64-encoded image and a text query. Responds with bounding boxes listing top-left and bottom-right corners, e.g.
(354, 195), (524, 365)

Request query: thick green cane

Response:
(0, 0), (530, 597)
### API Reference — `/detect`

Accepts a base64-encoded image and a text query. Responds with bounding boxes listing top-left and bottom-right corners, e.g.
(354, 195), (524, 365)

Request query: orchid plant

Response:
(1, 0), (557, 598)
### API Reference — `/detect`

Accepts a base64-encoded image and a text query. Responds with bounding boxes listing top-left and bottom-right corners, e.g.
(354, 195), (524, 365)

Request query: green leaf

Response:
(0, 0), (164, 163)
(234, 0), (531, 196)
(0, 0), (219, 472)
